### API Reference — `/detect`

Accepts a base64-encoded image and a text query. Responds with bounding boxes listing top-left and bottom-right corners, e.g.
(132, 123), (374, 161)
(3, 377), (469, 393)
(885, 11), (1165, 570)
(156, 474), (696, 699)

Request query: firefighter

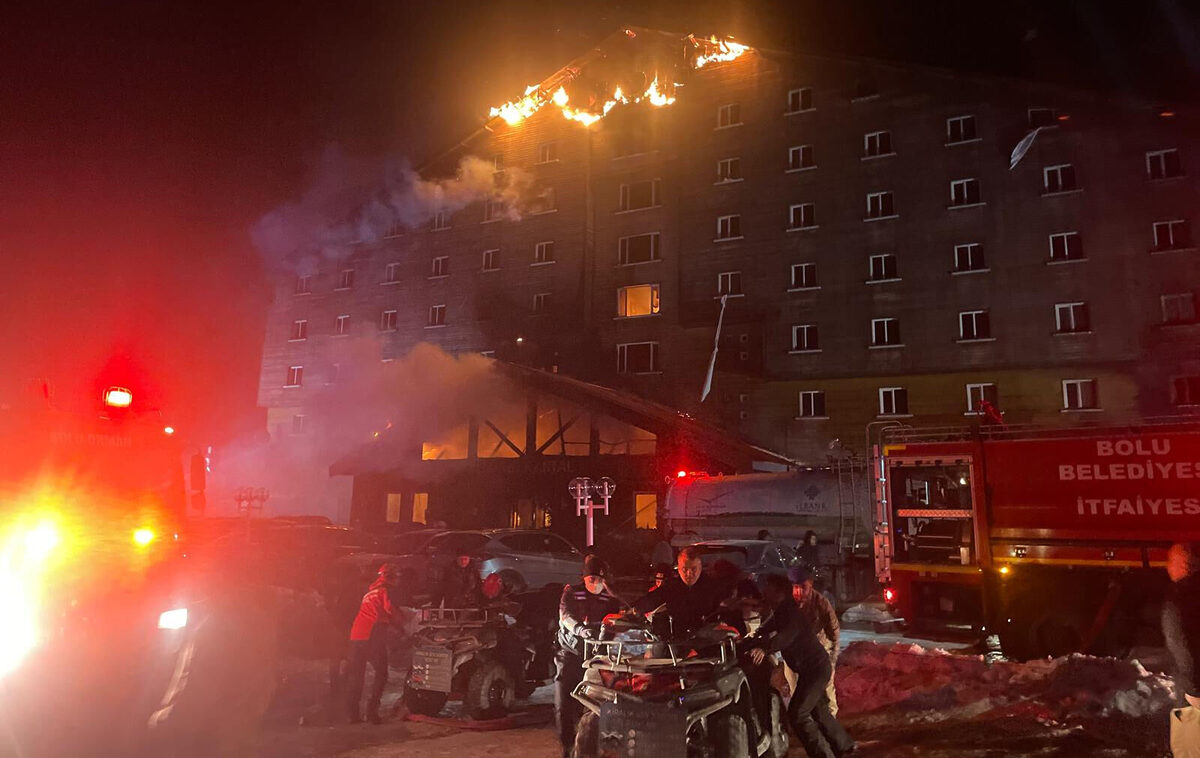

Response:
(748, 573), (855, 758)
(345, 563), (400, 724)
(788, 565), (841, 714)
(1163, 542), (1200, 707)
(556, 554), (621, 757)
(437, 550), (483, 607)
(634, 546), (724, 634)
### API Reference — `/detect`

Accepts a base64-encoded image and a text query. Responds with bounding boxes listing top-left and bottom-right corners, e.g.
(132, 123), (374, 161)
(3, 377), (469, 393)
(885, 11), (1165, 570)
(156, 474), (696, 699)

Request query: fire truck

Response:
(0, 384), (205, 754)
(873, 421), (1200, 659)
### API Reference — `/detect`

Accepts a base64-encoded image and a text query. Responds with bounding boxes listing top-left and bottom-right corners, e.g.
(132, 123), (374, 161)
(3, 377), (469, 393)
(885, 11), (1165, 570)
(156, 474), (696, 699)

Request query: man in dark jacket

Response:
(634, 546), (724, 634)
(790, 565), (841, 714)
(345, 563), (400, 723)
(1164, 542), (1200, 707)
(556, 554), (621, 757)
(748, 573), (854, 758)
(437, 550), (483, 607)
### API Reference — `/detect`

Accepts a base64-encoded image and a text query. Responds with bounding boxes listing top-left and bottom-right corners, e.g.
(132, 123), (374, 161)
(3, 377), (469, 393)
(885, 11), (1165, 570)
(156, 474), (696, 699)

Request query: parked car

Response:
(417, 529), (584, 593)
(689, 539), (798, 584)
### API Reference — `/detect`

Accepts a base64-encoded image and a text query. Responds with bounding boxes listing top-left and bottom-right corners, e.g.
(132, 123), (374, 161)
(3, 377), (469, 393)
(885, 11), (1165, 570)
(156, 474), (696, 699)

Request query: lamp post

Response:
(568, 476), (615, 547)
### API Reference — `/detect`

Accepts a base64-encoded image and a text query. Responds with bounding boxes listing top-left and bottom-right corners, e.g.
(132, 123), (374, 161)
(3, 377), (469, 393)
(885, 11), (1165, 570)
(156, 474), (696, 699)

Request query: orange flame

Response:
(692, 36), (750, 69)
(489, 83), (548, 126)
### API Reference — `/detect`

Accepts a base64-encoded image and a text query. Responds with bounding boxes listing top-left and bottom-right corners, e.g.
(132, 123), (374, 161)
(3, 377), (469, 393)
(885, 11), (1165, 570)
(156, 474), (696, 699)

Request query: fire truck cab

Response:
(874, 421), (1200, 659)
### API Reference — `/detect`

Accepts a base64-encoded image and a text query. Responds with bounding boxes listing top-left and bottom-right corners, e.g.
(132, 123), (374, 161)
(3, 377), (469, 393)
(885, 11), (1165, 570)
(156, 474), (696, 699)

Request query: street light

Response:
(568, 476), (615, 547)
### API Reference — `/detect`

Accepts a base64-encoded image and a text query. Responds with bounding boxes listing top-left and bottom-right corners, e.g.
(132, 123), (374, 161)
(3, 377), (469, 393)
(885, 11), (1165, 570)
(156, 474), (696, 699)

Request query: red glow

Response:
(1160, 110), (1176, 118)
(103, 387), (133, 408)
(1056, 114), (1070, 121)
(883, 587), (896, 604)
(676, 470), (688, 478)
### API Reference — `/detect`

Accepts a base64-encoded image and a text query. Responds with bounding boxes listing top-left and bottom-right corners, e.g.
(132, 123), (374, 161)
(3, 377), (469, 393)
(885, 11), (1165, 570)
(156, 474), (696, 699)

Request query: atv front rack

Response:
(582, 635), (738, 669)
(419, 607), (504, 627)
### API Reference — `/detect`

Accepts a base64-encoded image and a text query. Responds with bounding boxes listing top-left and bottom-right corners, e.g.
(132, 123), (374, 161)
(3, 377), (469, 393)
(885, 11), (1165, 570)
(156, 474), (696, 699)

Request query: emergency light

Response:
(104, 387), (133, 408)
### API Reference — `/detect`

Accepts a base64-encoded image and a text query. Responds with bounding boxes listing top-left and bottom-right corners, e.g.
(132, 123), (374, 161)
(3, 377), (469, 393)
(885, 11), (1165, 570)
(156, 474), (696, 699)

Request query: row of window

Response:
(795, 379), (1101, 419)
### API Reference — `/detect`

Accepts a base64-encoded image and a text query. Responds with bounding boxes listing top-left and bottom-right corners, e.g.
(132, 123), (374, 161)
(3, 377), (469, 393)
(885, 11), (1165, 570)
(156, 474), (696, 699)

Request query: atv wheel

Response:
(403, 686), (447, 717)
(712, 710), (750, 758)
(570, 710), (599, 758)
(464, 660), (516, 719)
(767, 693), (789, 758)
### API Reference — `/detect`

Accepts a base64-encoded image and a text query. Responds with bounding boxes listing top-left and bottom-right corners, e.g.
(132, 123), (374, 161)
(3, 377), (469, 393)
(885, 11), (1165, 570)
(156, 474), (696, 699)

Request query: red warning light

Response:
(883, 587), (897, 604)
(1160, 110), (1176, 118)
(104, 387), (133, 408)
(1056, 114), (1070, 122)
(676, 470), (688, 478)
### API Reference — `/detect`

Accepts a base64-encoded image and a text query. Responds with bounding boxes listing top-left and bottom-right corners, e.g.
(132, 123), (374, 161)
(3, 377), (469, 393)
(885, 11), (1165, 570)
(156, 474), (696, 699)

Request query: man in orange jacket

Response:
(345, 563), (400, 723)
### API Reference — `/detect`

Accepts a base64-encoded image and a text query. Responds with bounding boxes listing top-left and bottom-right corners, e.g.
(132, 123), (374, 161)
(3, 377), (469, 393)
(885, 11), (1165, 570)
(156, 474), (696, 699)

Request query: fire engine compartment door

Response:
(887, 457), (977, 567)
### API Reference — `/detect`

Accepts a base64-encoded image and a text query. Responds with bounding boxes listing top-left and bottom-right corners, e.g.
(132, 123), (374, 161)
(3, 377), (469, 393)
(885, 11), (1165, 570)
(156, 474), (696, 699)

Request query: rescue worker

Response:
(345, 563), (399, 724)
(556, 554), (621, 757)
(1163, 542), (1200, 706)
(788, 565), (841, 714)
(634, 546), (723, 634)
(437, 550), (483, 607)
(748, 573), (855, 758)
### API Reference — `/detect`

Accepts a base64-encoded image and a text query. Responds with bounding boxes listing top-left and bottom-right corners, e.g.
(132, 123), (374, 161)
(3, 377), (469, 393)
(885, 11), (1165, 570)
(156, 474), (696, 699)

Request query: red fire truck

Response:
(874, 421), (1200, 659)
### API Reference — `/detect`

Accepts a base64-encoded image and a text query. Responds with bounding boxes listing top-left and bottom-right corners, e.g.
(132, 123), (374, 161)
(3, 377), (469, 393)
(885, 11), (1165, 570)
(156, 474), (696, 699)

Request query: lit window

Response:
(790, 263), (817, 290)
(334, 314), (350, 335)
(1147, 149), (1183, 180)
(798, 390), (826, 417)
(537, 142), (558, 163)
(1153, 220), (1191, 251)
(617, 342), (659, 374)
(616, 284), (661, 317)
(379, 310), (397, 331)
(285, 366), (303, 387)
(946, 115), (977, 143)
(294, 275), (311, 295)
(1054, 302), (1091, 333)
(289, 320), (307, 341)
(787, 88), (813, 113)
(788, 203), (816, 230)
(534, 241), (555, 264)
(958, 310), (991, 340)
(954, 243), (986, 272)
(1049, 232), (1084, 262)
(430, 256), (448, 277)
(966, 383), (998, 414)
(482, 249), (500, 271)
(717, 271), (742, 297)
(787, 145), (815, 171)
(428, 304), (446, 327)
(865, 191), (895, 219)
(1043, 164), (1077, 194)
(619, 179), (661, 211)
(863, 130), (893, 157)
(1161, 293), (1196, 324)
(384, 262), (400, 283)
(618, 233), (660, 265)
(716, 214), (742, 240)
(868, 254), (898, 281)
(878, 387), (909, 416)
(871, 318), (901, 347)
(716, 103), (741, 128)
(791, 324), (819, 352)
(716, 157), (742, 182)
(1062, 379), (1098, 410)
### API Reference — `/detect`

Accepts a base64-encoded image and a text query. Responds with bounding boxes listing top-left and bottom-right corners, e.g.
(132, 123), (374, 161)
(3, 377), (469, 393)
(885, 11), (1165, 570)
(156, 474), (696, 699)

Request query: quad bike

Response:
(403, 602), (553, 720)
(570, 612), (788, 758)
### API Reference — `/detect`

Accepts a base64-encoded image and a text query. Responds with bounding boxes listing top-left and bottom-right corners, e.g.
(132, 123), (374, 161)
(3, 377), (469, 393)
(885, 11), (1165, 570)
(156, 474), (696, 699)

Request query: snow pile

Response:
(840, 602), (896, 626)
(837, 642), (1175, 722)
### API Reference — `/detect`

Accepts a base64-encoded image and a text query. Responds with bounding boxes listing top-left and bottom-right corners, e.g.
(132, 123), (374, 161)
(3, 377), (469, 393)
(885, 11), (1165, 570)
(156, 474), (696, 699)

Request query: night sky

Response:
(1, 1), (1195, 444)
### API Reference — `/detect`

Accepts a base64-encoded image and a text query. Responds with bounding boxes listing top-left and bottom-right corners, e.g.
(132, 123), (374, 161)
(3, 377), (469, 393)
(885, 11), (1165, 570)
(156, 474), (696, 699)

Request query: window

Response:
(946, 115), (977, 143)
(483, 196), (505, 222)
(791, 324), (819, 352)
(787, 88), (813, 113)
(285, 366), (303, 387)
(798, 390), (826, 417)
(716, 157), (742, 182)
(384, 262), (400, 283)
(617, 342), (659, 374)
(717, 271), (743, 297)
(482, 249), (499, 271)
(1049, 232), (1083, 262)
(851, 81), (878, 100)
(289, 319), (307, 341)
(868, 254), (898, 281)
(958, 310), (991, 340)
(619, 179), (661, 211)
(788, 203), (816, 230)
(530, 185), (557, 214)
(1028, 107), (1057, 128)
(1055, 302), (1091, 333)
(428, 304), (446, 327)
(954, 243), (986, 272)
(294, 275), (311, 295)
(878, 387), (909, 416)
(866, 191), (895, 219)
(337, 269), (355, 290)
(618, 233), (660, 265)
(412, 493), (429, 525)
(966, 383), (999, 414)
(871, 318), (901, 346)
(787, 145), (815, 171)
(537, 141), (558, 163)
(616, 284), (661, 317)
(790, 262), (817, 289)
(534, 241), (555, 264)
(716, 103), (741, 128)
(1043, 164), (1077, 194)
(1062, 379), (1098, 410)
(430, 256), (448, 277)
(1161, 293), (1196, 324)
(379, 310), (397, 331)
(491, 154), (503, 172)
(614, 124), (650, 158)
(863, 131), (893, 157)
(949, 178), (981, 207)
(432, 210), (450, 231)
(635, 493), (658, 530)
(1173, 377), (1200, 406)
(532, 292), (550, 315)
(1153, 220), (1191, 251)
(291, 414), (307, 435)
(716, 214), (742, 240)
(334, 314), (350, 335)
(1147, 149), (1183, 180)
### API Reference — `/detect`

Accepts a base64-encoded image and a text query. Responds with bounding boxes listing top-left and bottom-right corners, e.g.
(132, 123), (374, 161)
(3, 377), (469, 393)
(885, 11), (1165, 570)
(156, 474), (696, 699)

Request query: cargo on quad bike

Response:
(404, 604), (552, 720)
(570, 613), (788, 758)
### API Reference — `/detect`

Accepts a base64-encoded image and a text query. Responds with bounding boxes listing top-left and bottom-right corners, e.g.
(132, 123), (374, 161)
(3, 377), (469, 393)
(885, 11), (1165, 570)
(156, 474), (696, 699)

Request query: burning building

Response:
(256, 27), (1199, 532)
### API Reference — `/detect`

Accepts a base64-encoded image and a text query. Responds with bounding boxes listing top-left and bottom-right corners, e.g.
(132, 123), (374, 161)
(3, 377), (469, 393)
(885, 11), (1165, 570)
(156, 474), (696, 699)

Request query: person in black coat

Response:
(1164, 542), (1200, 707)
(436, 551), (483, 607)
(634, 546), (724, 635)
(748, 573), (854, 758)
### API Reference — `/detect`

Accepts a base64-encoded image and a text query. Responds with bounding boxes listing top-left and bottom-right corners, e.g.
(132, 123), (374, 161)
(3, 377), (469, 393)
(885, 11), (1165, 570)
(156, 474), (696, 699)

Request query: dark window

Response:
(946, 115), (977, 143)
(619, 234), (660, 265)
(787, 88), (813, 112)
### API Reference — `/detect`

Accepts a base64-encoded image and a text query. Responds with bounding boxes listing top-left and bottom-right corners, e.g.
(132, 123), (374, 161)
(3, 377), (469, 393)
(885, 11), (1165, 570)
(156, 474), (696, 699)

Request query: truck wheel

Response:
(404, 686), (447, 717)
(464, 660), (515, 719)
(768, 692), (789, 758)
(712, 711), (750, 758)
(570, 711), (599, 758)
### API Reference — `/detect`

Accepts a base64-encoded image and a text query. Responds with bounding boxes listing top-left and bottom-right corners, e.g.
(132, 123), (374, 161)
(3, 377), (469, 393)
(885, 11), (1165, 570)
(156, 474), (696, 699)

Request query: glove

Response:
(577, 626), (596, 639)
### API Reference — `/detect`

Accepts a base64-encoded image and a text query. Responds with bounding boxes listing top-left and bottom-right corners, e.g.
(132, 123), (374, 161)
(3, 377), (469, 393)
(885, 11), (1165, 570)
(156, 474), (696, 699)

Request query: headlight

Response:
(157, 608), (188, 630)
(0, 573), (38, 676)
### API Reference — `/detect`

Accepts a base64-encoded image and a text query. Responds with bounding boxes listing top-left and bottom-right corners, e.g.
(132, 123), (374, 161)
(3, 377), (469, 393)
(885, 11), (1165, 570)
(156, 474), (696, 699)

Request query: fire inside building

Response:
(256, 27), (1198, 542)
